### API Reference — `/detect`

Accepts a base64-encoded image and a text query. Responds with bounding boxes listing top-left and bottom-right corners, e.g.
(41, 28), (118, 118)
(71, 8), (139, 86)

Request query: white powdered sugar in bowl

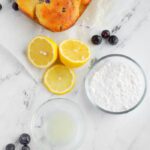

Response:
(85, 55), (146, 114)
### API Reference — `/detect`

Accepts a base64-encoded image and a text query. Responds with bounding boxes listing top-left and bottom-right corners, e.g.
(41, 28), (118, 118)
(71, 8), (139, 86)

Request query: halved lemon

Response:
(43, 64), (76, 95)
(59, 39), (91, 68)
(27, 36), (58, 68)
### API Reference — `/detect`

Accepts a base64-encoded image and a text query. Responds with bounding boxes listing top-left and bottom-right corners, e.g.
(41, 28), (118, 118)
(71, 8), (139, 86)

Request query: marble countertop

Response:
(0, 0), (150, 150)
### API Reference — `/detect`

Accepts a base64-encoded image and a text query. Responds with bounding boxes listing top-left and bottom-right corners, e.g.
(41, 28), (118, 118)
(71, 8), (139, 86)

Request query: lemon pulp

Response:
(43, 64), (76, 95)
(59, 39), (91, 68)
(28, 36), (58, 68)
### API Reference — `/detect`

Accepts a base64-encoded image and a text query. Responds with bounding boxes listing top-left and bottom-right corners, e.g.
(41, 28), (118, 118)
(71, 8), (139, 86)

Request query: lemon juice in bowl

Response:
(46, 111), (77, 146)
(31, 98), (85, 150)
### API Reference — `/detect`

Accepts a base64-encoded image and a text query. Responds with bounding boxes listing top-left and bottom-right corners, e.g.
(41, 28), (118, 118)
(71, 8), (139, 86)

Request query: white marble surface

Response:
(0, 0), (150, 150)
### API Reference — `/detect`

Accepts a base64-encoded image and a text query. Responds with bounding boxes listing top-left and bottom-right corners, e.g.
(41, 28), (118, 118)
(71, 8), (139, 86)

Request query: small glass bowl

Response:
(31, 98), (86, 150)
(85, 54), (147, 114)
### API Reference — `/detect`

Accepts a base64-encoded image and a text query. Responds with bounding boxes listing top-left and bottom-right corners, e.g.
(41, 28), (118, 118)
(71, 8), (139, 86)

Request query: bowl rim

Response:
(85, 54), (147, 114)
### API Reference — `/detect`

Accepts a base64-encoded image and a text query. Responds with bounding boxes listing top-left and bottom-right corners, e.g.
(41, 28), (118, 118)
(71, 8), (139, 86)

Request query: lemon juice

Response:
(46, 111), (77, 146)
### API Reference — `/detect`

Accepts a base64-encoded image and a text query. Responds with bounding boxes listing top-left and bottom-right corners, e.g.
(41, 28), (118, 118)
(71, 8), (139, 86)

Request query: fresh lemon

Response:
(43, 64), (76, 95)
(27, 36), (58, 68)
(59, 39), (91, 68)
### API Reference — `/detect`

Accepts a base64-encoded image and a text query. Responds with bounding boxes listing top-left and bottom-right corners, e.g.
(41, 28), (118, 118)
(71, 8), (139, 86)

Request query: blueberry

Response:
(12, 2), (19, 11)
(91, 35), (102, 45)
(101, 30), (110, 39)
(45, 0), (50, 3)
(19, 133), (31, 145)
(0, 4), (2, 10)
(22, 145), (30, 150)
(5, 144), (15, 150)
(108, 35), (119, 45)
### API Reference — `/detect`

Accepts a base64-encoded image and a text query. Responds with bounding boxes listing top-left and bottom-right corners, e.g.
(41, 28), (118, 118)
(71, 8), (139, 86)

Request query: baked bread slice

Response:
(17, 0), (91, 32)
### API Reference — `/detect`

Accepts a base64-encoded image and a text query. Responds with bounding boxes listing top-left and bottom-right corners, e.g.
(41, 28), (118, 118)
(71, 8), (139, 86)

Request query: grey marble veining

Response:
(0, 0), (150, 150)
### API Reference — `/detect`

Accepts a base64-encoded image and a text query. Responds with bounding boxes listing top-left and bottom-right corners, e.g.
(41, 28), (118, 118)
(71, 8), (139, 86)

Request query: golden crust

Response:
(36, 0), (80, 32)
(17, 0), (91, 32)
(17, 0), (38, 18)
(80, 0), (91, 14)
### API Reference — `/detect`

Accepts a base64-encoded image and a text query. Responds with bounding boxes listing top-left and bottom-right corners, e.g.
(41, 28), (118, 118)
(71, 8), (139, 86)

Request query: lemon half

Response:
(27, 36), (58, 68)
(43, 64), (76, 95)
(59, 39), (91, 68)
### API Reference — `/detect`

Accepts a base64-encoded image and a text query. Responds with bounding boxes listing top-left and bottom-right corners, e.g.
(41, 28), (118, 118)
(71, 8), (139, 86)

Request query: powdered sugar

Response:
(87, 56), (146, 113)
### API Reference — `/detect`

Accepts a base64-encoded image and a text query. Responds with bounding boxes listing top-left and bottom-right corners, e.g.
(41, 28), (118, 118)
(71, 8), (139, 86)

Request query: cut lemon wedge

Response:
(27, 36), (58, 68)
(59, 39), (91, 68)
(43, 64), (76, 95)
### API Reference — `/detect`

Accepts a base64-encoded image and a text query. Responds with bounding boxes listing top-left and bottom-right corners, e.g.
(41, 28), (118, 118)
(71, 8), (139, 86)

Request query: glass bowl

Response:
(31, 98), (86, 150)
(85, 54), (147, 114)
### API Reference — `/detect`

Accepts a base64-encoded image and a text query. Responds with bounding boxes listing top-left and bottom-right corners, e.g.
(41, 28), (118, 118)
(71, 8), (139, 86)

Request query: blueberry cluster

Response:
(91, 30), (119, 45)
(5, 133), (31, 150)
(0, 2), (19, 11)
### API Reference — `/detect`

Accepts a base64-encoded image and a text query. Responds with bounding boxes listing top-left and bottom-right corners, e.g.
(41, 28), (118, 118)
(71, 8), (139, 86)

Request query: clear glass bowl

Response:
(31, 98), (86, 150)
(85, 54), (147, 114)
